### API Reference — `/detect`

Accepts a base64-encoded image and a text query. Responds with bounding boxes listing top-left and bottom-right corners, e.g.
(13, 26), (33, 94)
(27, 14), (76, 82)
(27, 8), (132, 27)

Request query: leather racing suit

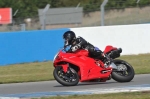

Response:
(66, 36), (105, 60)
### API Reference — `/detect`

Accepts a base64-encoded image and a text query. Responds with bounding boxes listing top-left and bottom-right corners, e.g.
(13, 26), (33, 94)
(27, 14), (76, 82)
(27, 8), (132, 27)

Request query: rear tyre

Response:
(111, 59), (135, 82)
(53, 66), (79, 86)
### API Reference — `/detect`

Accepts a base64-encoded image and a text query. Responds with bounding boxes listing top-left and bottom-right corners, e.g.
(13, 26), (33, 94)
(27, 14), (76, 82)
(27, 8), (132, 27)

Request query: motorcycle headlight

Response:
(53, 52), (59, 62)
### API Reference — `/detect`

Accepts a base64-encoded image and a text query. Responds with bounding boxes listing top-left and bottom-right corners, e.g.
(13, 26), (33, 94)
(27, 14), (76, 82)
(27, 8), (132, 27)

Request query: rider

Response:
(62, 30), (110, 67)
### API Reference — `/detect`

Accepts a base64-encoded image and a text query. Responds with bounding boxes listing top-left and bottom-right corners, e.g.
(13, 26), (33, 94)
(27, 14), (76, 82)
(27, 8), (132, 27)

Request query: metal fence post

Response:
(20, 24), (26, 31)
(100, 0), (109, 26)
(136, 0), (140, 7)
(136, 0), (140, 4)
(42, 4), (50, 30)
(76, 3), (80, 9)
(136, 0), (141, 23)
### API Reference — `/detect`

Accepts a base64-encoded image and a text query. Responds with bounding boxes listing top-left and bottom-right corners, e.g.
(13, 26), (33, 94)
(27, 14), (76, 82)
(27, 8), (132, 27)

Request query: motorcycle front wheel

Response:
(53, 66), (79, 86)
(111, 59), (135, 82)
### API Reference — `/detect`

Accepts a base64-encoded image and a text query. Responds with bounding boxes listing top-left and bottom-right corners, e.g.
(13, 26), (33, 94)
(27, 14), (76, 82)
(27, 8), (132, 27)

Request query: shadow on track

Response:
(53, 81), (117, 87)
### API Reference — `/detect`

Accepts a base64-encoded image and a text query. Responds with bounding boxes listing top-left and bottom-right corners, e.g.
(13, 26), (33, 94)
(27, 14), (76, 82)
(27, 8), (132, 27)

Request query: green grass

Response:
(119, 53), (150, 74)
(0, 61), (54, 84)
(0, 53), (150, 84)
(32, 91), (150, 99)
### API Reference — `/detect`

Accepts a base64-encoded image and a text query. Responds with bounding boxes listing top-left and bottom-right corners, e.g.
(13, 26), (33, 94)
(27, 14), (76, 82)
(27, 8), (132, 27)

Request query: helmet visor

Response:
(63, 38), (69, 46)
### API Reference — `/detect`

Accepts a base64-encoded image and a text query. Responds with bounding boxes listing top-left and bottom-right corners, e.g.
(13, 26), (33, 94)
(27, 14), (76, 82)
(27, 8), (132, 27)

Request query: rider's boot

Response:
(99, 54), (111, 68)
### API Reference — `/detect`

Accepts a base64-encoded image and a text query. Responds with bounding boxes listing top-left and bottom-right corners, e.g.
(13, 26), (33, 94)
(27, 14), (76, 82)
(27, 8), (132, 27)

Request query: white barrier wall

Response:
(70, 24), (150, 55)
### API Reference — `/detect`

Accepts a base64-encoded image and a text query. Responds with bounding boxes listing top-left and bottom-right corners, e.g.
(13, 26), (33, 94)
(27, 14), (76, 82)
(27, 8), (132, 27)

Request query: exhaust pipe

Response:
(117, 48), (122, 53)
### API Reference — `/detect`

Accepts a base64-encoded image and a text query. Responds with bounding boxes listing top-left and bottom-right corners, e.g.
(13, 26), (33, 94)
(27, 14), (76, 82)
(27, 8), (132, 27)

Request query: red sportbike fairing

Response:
(53, 45), (135, 86)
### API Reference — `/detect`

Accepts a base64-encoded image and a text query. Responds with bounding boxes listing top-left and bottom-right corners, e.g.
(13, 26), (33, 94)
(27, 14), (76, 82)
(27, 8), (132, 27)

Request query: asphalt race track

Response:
(0, 74), (150, 98)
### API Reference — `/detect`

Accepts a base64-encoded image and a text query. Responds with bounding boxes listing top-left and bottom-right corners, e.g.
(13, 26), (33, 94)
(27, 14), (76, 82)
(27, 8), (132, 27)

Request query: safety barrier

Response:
(0, 28), (70, 66)
(70, 24), (150, 55)
(0, 24), (150, 66)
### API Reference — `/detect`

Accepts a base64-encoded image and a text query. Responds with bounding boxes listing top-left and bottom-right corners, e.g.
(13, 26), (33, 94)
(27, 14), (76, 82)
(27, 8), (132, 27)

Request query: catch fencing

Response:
(0, 1), (150, 32)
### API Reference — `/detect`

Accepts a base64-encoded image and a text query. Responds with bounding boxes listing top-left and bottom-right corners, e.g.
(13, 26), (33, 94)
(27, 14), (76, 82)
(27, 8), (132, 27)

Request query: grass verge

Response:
(0, 53), (150, 84)
(32, 91), (150, 99)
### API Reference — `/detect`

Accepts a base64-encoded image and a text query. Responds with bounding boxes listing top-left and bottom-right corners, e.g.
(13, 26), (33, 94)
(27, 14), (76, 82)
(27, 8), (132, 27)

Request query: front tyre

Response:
(112, 59), (135, 82)
(53, 66), (79, 86)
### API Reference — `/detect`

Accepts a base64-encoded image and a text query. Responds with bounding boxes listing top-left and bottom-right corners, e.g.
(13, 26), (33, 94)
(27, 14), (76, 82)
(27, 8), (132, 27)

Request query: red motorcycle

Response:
(53, 45), (135, 86)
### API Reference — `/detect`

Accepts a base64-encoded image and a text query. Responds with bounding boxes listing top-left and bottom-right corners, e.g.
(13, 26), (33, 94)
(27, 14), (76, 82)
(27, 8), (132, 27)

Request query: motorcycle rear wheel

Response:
(53, 66), (79, 86)
(112, 59), (135, 82)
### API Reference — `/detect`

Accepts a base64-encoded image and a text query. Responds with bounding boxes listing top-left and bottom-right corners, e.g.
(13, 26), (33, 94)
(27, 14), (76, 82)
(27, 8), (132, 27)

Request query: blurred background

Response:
(0, 0), (150, 32)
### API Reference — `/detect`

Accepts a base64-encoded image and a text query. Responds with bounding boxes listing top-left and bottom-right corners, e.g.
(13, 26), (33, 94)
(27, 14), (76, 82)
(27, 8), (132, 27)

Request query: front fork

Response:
(61, 64), (69, 73)
(60, 63), (73, 74)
